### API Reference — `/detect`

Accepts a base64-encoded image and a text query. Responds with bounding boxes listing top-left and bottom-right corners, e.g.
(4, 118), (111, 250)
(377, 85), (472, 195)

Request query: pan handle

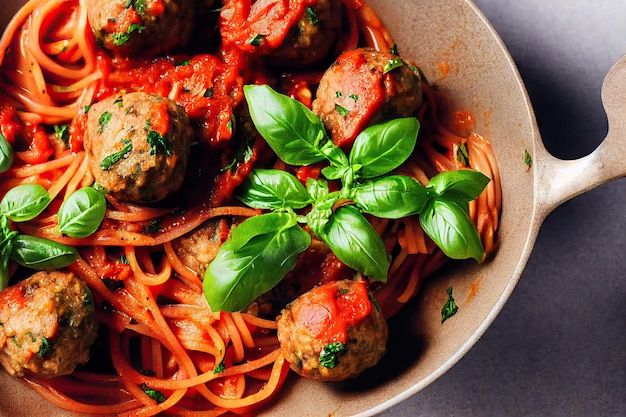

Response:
(533, 55), (626, 218)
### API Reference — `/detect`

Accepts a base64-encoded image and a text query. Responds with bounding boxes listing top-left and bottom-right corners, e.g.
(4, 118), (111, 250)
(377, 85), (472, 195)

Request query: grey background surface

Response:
(383, 1), (626, 416)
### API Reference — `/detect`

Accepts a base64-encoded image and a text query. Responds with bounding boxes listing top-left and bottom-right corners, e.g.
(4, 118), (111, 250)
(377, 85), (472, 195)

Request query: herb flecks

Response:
(319, 342), (346, 368)
(441, 286), (459, 323)
(101, 139), (132, 170)
(98, 111), (112, 133)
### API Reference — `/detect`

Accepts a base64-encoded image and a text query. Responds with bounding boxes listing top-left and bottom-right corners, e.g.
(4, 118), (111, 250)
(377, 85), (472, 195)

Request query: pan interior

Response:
(0, 0), (540, 416)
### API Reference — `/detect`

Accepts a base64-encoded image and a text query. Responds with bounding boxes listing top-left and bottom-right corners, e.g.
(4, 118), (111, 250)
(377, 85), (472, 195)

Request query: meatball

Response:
(265, 0), (343, 67)
(86, 0), (194, 57)
(84, 92), (193, 204)
(219, 0), (341, 67)
(277, 279), (388, 382)
(0, 271), (98, 378)
(312, 47), (423, 148)
(172, 218), (230, 276)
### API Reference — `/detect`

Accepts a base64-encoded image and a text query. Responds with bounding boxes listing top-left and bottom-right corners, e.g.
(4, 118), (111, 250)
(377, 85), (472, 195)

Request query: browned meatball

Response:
(265, 0), (343, 67)
(84, 92), (193, 204)
(276, 279), (388, 382)
(172, 218), (230, 276)
(312, 47), (423, 148)
(86, 0), (195, 57)
(0, 271), (98, 378)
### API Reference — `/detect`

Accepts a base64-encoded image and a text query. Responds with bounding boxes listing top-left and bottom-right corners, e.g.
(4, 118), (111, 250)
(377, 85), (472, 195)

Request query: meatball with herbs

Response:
(312, 47), (423, 148)
(0, 271), (98, 378)
(86, 0), (195, 57)
(84, 92), (193, 204)
(265, 0), (343, 67)
(277, 279), (388, 382)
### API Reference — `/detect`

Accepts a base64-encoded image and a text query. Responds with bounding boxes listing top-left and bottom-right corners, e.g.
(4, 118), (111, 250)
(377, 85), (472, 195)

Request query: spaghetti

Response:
(0, 0), (501, 415)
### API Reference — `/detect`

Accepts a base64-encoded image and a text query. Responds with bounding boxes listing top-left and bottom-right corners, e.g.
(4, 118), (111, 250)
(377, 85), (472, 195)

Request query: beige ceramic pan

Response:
(0, 0), (625, 416)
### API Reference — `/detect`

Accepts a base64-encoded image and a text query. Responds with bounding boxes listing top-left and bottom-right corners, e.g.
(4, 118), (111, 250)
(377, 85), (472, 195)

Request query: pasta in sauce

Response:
(0, 0), (501, 415)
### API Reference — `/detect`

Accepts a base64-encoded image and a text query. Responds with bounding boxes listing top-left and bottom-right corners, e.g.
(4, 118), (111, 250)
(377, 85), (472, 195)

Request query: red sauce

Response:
(291, 279), (372, 343)
(331, 49), (385, 148)
(220, 0), (318, 53)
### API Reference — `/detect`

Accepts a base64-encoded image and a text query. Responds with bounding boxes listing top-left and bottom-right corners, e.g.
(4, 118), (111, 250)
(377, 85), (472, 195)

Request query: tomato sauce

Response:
(290, 279), (372, 344)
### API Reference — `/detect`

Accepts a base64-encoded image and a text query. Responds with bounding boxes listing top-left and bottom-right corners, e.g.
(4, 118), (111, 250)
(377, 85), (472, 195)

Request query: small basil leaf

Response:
(319, 205), (389, 282)
(305, 178), (329, 201)
(427, 169), (490, 203)
(349, 117), (420, 179)
(203, 212), (311, 312)
(419, 197), (484, 261)
(352, 175), (431, 219)
(306, 190), (341, 236)
(0, 184), (51, 222)
(243, 84), (328, 166)
(10, 234), (78, 270)
(57, 187), (107, 238)
(237, 169), (311, 210)
(321, 165), (347, 181)
(0, 133), (14, 173)
(318, 139), (349, 168)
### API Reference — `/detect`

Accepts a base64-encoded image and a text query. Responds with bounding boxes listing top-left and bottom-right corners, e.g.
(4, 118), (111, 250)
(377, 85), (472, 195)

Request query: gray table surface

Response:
(383, 1), (626, 416)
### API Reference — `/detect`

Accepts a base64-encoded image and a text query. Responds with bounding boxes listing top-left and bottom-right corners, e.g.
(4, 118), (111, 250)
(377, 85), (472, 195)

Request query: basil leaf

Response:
(319, 205), (389, 282)
(57, 187), (107, 238)
(441, 286), (459, 323)
(243, 84), (328, 166)
(349, 117), (420, 179)
(419, 197), (484, 261)
(427, 169), (490, 204)
(0, 184), (51, 222)
(10, 234), (78, 270)
(237, 169), (311, 210)
(352, 175), (431, 219)
(305, 190), (341, 236)
(0, 133), (14, 173)
(203, 212), (311, 312)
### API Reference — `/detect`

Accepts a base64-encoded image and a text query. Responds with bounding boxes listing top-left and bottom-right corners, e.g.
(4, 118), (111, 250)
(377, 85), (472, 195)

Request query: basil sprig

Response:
(0, 185), (81, 290)
(202, 85), (490, 312)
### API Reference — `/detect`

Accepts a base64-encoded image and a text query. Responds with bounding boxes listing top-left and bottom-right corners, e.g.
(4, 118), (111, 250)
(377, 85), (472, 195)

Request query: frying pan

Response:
(0, 0), (624, 416)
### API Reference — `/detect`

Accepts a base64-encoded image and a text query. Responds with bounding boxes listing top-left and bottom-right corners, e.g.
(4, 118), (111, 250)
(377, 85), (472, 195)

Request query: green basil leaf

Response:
(419, 197), (484, 261)
(352, 175), (431, 219)
(0, 184), (51, 222)
(319, 205), (389, 282)
(57, 187), (107, 238)
(203, 211), (311, 312)
(349, 117), (420, 179)
(243, 84), (328, 166)
(306, 190), (341, 236)
(10, 234), (78, 270)
(0, 133), (14, 173)
(305, 178), (329, 201)
(237, 169), (311, 210)
(427, 169), (490, 204)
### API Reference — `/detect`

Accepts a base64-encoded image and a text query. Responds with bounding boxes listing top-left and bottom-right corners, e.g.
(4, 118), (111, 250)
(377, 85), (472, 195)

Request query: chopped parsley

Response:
(335, 103), (350, 118)
(456, 142), (470, 166)
(390, 43), (398, 55)
(383, 57), (404, 74)
(441, 287), (459, 323)
(203, 88), (214, 98)
(349, 93), (359, 102)
(98, 111), (112, 133)
(125, 0), (146, 15)
(54, 124), (70, 147)
(249, 34), (264, 47)
(213, 361), (226, 374)
(37, 337), (50, 357)
(319, 341), (346, 368)
(113, 97), (124, 108)
(524, 149), (532, 171)
(112, 24), (145, 46)
(306, 7), (319, 25)
(146, 130), (172, 156)
(100, 139), (132, 170)
(141, 384), (166, 403)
